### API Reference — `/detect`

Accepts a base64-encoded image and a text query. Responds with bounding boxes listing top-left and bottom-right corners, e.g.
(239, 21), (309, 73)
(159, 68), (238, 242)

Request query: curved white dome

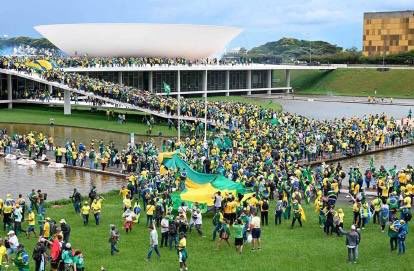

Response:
(34, 23), (242, 59)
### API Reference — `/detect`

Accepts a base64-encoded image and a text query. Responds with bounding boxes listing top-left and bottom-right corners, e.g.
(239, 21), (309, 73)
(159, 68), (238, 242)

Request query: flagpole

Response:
(177, 70), (181, 143)
(203, 70), (208, 143)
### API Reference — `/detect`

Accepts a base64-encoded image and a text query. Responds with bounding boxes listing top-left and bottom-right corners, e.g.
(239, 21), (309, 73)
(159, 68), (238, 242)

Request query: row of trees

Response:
(297, 48), (414, 65)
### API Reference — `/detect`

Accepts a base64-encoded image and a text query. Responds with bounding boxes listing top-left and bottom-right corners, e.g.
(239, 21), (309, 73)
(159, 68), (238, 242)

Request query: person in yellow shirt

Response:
(0, 238), (8, 269)
(123, 196), (132, 211)
(352, 202), (361, 228)
(43, 217), (51, 239)
(26, 208), (36, 239)
(81, 201), (91, 226)
(119, 185), (130, 200)
(178, 232), (188, 271)
(146, 201), (156, 227)
(91, 198), (103, 225)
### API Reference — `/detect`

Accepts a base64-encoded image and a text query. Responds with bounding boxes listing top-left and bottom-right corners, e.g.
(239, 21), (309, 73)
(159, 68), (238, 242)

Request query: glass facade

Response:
(181, 71), (203, 92)
(207, 71), (226, 90)
(0, 73), (7, 99)
(229, 71), (247, 90)
(153, 71), (176, 93)
(252, 70), (267, 89)
(87, 71), (119, 83)
(122, 71), (144, 89)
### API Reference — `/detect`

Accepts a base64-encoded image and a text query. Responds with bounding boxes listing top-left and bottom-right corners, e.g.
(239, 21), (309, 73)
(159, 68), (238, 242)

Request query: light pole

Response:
(177, 70), (181, 142)
(203, 70), (208, 143)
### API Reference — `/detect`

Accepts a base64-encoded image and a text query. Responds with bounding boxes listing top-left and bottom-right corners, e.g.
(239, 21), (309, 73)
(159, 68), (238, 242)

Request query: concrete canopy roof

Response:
(35, 23), (242, 59)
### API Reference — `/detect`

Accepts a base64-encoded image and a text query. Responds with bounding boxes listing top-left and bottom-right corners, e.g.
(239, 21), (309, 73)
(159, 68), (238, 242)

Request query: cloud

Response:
(0, 0), (413, 49)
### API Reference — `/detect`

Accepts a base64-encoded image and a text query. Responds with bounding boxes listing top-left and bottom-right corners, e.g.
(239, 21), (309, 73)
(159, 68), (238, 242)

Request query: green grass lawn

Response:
(3, 192), (412, 271)
(192, 96), (282, 112)
(0, 105), (176, 137)
(273, 69), (414, 98)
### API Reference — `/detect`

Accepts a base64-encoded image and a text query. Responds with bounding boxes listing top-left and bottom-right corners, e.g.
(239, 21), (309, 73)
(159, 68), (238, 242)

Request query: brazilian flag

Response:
(270, 117), (280, 126)
(163, 82), (171, 95)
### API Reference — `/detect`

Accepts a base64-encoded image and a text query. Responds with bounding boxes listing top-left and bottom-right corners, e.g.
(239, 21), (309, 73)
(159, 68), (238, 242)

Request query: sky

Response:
(0, 0), (413, 50)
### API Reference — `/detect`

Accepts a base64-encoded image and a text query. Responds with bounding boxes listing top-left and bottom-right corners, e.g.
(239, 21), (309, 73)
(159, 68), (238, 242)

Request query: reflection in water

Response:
(0, 122), (413, 200)
(337, 146), (414, 171)
(0, 158), (125, 201)
(277, 99), (411, 120)
(0, 123), (164, 148)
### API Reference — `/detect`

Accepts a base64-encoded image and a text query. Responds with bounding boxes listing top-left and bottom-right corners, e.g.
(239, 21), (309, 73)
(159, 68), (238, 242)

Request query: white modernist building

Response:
(34, 23), (242, 59)
(0, 23), (337, 111)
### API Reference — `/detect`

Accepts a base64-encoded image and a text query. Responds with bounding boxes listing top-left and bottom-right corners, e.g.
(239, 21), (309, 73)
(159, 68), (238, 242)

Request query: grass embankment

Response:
(4, 192), (412, 271)
(273, 69), (414, 98)
(0, 105), (176, 137)
(192, 96), (282, 112)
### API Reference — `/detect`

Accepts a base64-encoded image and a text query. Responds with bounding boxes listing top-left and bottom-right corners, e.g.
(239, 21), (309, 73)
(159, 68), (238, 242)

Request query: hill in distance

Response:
(247, 37), (343, 62)
(0, 36), (58, 55)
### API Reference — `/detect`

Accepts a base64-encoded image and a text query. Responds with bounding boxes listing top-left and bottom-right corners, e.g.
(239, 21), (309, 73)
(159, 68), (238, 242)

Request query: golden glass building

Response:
(363, 10), (414, 57)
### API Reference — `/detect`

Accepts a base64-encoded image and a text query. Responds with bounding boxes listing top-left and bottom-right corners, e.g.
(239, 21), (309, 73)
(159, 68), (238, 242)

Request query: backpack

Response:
(32, 245), (43, 261)
(262, 201), (269, 211)
(50, 220), (58, 236)
(169, 222), (177, 235)
(89, 190), (97, 199)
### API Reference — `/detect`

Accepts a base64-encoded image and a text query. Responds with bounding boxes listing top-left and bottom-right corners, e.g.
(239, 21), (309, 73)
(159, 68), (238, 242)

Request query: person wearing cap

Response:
(2, 199), (13, 232)
(339, 225), (360, 263)
(6, 231), (19, 256)
(13, 204), (26, 235)
(81, 201), (90, 226)
(26, 208), (37, 239)
(61, 243), (74, 270)
(60, 219), (71, 243)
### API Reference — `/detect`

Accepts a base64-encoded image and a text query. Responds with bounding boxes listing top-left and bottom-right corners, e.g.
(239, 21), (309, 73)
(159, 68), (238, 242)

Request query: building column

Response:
(118, 71), (123, 85)
(7, 74), (12, 109)
(246, 70), (252, 96)
(202, 70), (207, 97)
(285, 69), (291, 93)
(225, 70), (230, 96)
(177, 70), (181, 141)
(267, 70), (272, 95)
(148, 71), (153, 93)
(64, 89), (71, 115)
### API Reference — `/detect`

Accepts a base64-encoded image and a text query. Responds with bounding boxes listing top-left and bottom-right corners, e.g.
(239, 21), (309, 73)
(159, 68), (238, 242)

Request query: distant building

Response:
(363, 10), (414, 57)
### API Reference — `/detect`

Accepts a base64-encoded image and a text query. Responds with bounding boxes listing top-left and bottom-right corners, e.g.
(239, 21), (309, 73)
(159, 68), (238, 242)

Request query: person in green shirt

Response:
(14, 244), (29, 271)
(73, 250), (85, 271)
(233, 218), (244, 254)
(61, 243), (74, 270)
(36, 212), (45, 237)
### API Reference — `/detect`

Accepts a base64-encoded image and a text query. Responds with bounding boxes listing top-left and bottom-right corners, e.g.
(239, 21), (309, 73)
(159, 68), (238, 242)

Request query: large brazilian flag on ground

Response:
(158, 152), (247, 212)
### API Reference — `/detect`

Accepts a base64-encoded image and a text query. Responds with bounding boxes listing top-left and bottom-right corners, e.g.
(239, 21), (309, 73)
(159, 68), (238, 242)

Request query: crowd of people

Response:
(0, 190), (85, 271)
(1, 114), (413, 269)
(0, 55), (413, 269)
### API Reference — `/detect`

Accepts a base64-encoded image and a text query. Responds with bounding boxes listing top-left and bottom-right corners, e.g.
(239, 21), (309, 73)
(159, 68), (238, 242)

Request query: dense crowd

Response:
(0, 55), (413, 269)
